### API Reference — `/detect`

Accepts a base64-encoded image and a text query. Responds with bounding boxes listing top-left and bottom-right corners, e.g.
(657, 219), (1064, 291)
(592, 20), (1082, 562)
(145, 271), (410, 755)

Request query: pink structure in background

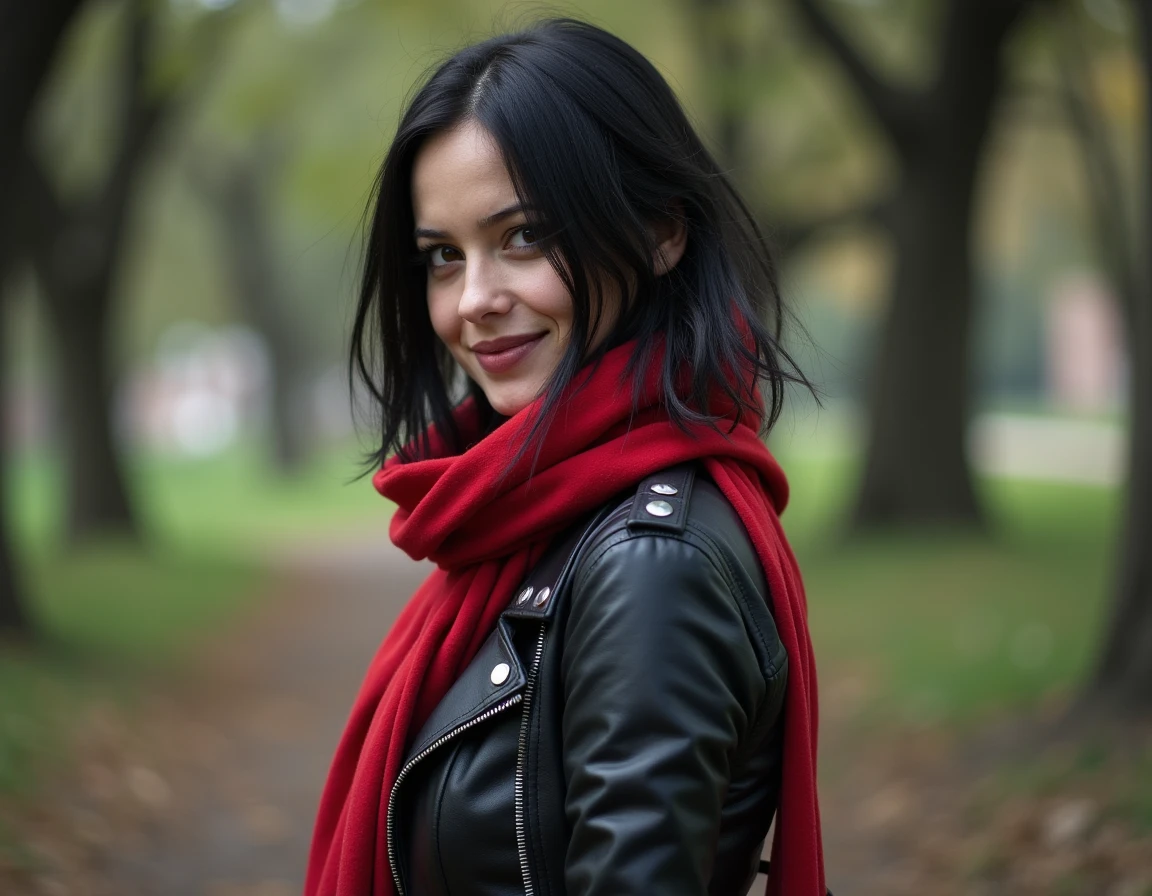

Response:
(1045, 276), (1125, 413)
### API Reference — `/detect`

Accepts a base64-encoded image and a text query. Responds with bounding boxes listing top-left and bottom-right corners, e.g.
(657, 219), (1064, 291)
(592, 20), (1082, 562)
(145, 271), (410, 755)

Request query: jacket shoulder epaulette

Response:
(624, 462), (696, 535)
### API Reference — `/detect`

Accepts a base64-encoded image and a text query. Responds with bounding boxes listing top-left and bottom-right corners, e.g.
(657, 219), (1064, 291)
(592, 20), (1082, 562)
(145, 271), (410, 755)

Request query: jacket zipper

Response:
(386, 692), (523, 896)
(515, 624), (547, 896)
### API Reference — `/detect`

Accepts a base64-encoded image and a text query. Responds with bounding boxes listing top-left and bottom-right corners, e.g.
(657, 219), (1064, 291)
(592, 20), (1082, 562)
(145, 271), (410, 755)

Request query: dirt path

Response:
(102, 535), (430, 896)
(6, 531), (427, 896)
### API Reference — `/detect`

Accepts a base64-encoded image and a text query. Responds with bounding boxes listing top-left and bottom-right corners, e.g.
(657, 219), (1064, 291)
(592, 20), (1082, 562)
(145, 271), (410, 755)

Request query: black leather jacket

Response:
(389, 464), (788, 896)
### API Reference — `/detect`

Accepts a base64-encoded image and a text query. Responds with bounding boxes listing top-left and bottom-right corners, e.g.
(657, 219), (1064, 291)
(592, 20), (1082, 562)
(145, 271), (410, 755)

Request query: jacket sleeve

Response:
(559, 530), (769, 896)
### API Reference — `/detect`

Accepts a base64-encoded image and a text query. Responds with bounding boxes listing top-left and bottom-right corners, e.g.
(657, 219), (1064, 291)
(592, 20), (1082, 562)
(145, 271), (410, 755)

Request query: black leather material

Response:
(394, 465), (789, 896)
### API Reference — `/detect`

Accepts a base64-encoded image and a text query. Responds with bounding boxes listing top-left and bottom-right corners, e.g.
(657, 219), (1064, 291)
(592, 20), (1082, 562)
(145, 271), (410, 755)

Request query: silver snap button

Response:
(650, 483), (678, 496)
(490, 662), (510, 685)
(646, 500), (674, 517)
(533, 586), (552, 607)
(516, 586), (534, 605)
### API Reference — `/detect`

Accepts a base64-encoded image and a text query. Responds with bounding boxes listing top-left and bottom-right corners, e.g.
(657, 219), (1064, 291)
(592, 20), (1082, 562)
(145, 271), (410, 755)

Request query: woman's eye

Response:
(507, 227), (538, 250)
(428, 245), (462, 267)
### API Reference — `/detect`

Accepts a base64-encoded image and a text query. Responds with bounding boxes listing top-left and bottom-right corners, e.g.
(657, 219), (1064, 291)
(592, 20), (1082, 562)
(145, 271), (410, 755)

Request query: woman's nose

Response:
(457, 257), (512, 322)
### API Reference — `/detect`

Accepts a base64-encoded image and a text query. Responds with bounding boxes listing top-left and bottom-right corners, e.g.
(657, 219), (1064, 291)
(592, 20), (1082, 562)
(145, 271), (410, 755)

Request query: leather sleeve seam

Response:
(683, 521), (784, 681)
(572, 526), (785, 685)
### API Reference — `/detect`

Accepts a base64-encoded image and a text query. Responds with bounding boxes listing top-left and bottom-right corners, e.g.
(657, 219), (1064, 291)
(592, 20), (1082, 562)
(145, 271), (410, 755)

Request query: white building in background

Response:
(119, 321), (355, 459)
(121, 322), (269, 457)
(1045, 275), (1125, 414)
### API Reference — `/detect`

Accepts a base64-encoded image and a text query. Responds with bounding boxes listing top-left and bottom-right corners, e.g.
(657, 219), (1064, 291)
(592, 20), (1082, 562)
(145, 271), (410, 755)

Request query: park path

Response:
(102, 532), (431, 896)
(7, 529), (427, 896)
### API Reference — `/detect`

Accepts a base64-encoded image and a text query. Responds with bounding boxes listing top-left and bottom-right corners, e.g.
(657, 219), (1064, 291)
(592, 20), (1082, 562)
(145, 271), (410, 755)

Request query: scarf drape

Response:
(304, 339), (825, 896)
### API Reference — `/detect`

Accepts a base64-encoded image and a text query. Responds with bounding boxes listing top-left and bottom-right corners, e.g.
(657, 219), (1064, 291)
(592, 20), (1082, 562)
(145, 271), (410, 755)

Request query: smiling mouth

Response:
(470, 333), (546, 374)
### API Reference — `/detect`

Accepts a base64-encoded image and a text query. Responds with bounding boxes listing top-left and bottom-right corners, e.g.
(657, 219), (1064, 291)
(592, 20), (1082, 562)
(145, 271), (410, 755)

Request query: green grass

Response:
(12, 438), (389, 555)
(0, 544), (258, 793)
(776, 451), (1119, 725)
(0, 543), (258, 798)
(1, 438), (389, 805)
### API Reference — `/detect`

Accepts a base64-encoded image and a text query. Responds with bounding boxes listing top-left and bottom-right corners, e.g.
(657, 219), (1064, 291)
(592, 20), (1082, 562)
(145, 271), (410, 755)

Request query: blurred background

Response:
(1, 0), (1149, 894)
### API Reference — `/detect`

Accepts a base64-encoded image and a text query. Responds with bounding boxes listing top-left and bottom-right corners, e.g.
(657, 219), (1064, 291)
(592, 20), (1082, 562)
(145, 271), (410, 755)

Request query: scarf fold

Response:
(304, 339), (825, 896)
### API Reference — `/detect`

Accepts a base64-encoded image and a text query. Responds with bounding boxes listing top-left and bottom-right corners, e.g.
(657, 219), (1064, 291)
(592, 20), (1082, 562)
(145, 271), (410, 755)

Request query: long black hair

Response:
(350, 17), (812, 465)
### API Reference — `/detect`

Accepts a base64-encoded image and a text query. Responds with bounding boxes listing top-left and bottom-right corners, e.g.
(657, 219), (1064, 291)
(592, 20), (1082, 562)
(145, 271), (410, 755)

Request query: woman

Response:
(306, 18), (826, 896)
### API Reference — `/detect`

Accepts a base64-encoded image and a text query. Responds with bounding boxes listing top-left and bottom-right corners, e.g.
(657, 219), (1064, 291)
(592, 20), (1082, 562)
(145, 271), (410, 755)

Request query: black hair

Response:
(350, 17), (812, 466)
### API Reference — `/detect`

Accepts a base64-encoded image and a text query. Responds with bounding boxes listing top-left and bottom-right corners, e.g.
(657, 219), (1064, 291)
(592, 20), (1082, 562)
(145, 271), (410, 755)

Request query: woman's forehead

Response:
(411, 122), (519, 231)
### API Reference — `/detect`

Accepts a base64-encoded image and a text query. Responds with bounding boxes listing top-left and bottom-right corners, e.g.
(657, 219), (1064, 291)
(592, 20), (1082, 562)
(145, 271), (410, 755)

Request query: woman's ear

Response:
(651, 211), (688, 276)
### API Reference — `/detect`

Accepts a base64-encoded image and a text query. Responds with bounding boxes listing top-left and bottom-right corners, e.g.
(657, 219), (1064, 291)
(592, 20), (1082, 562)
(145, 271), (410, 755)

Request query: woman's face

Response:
(412, 120), (612, 417)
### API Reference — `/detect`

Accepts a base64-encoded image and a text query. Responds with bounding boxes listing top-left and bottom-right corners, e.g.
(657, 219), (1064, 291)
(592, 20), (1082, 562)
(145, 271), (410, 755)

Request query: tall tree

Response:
(18, 0), (227, 543)
(187, 132), (312, 472)
(0, 0), (87, 633)
(1063, 0), (1152, 711)
(0, 265), (29, 633)
(789, 0), (1039, 529)
(0, 2), (86, 205)
(685, 0), (876, 255)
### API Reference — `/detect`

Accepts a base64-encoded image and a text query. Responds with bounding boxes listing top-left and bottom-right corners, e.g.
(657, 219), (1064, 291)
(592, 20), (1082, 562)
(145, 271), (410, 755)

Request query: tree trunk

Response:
(786, 0), (1033, 529)
(191, 139), (310, 473)
(0, 1), (83, 633)
(14, 0), (184, 545)
(1093, 308), (1152, 709)
(0, 1), (85, 205)
(21, 148), (142, 544)
(0, 289), (32, 634)
(44, 278), (139, 543)
(852, 151), (985, 527)
(1088, 0), (1152, 711)
(846, 0), (1031, 530)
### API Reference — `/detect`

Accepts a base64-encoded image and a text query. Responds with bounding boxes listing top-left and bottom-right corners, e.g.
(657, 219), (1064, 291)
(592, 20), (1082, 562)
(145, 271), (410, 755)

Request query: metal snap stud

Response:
(533, 586), (552, 607)
(650, 483), (678, 496)
(646, 500), (674, 517)
(516, 586), (534, 605)
(490, 662), (510, 685)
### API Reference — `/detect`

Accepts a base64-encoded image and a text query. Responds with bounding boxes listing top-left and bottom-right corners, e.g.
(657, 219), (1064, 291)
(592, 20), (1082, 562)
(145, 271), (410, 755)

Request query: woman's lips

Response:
(471, 333), (546, 374)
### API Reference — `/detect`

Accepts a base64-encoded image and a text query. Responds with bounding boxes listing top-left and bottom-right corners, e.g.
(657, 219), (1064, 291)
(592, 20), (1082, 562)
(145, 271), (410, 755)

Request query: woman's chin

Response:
(487, 396), (534, 417)
(481, 384), (543, 418)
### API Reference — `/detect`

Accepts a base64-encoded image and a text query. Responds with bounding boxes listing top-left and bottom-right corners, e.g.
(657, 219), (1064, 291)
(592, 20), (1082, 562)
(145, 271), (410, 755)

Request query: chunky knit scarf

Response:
(304, 339), (825, 896)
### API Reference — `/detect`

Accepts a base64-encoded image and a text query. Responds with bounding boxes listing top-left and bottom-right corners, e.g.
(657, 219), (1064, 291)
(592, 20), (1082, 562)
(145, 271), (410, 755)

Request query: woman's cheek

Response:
(427, 287), (461, 346)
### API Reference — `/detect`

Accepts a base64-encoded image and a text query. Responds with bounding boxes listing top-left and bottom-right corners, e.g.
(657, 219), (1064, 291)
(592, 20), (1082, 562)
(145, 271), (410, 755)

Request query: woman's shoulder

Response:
(566, 464), (785, 675)
(573, 465), (764, 596)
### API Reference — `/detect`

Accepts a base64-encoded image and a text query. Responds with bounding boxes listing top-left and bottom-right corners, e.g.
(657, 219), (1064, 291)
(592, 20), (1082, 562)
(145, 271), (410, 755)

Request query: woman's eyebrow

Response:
(476, 203), (525, 228)
(414, 204), (529, 240)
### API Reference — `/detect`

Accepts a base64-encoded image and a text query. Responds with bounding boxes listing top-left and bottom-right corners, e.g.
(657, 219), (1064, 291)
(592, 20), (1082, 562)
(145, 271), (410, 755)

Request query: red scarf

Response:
(304, 340), (825, 896)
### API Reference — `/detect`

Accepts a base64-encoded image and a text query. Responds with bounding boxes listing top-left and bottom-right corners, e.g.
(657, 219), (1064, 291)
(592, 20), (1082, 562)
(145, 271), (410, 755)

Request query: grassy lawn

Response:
(12, 438), (387, 554)
(0, 439), (388, 807)
(0, 545), (256, 797)
(776, 449), (1152, 883)
(777, 450), (1119, 724)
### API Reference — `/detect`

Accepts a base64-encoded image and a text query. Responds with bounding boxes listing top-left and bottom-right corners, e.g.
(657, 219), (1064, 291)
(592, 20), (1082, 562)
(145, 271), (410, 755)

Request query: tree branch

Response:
(12, 143), (65, 271)
(93, 0), (228, 280)
(98, 0), (167, 230)
(789, 0), (923, 148)
(759, 194), (889, 260)
(930, 0), (1035, 122)
(1053, 3), (1139, 334)
(0, 0), (86, 204)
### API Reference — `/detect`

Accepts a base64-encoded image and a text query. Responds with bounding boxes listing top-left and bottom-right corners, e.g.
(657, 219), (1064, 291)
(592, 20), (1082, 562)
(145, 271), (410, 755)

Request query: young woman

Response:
(305, 18), (826, 896)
